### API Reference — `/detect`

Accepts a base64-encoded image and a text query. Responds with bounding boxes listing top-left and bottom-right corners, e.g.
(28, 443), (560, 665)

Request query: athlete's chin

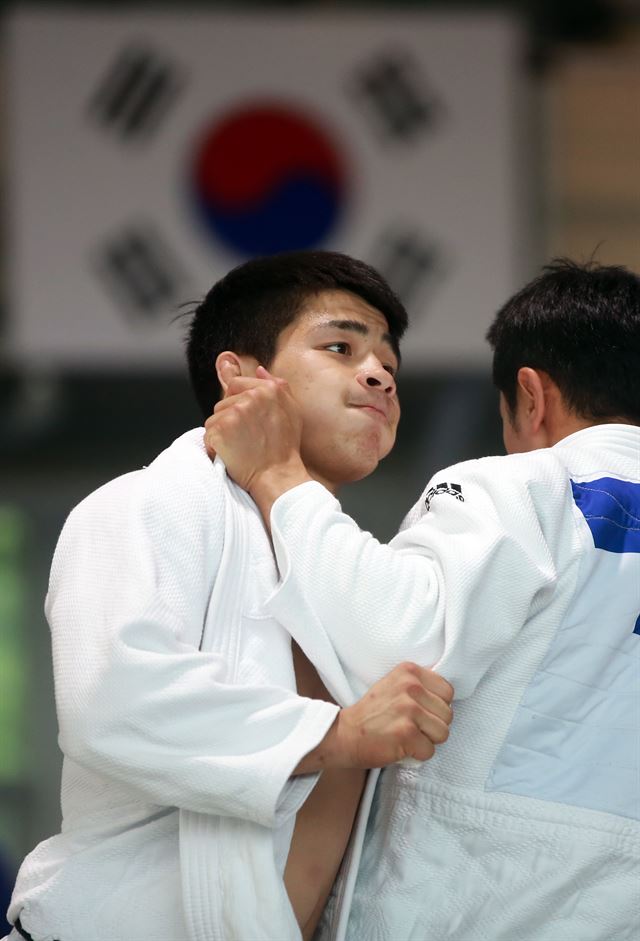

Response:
(347, 439), (394, 482)
(365, 432), (395, 467)
(306, 428), (394, 485)
(324, 448), (382, 485)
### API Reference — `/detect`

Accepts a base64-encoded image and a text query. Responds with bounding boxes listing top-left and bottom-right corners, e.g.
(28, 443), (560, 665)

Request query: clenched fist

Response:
(295, 662), (453, 774)
(205, 366), (305, 488)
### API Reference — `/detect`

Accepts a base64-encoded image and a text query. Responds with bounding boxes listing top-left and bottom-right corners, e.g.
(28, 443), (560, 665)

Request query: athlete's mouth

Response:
(350, 402), (389, 421)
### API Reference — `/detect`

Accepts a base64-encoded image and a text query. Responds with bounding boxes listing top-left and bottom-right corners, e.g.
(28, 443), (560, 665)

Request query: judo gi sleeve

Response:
(266, 457), (570, 700)
(46, 469), (338, 828)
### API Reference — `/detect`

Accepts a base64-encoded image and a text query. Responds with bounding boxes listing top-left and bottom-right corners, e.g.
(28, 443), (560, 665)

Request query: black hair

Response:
(186, 250), (408, 416)
(486, 259), (640, 424)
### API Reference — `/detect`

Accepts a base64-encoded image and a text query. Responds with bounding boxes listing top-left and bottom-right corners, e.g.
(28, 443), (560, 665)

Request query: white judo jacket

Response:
(264, 424), (640, 941)
(8, 429), (348, 941)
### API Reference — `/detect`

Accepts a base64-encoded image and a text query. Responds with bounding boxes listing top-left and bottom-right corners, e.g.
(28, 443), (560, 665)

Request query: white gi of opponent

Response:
(207, 259), (640, 941)
(4, 252), (453, 941)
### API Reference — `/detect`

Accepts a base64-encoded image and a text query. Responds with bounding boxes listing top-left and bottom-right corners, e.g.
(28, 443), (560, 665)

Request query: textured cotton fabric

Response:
(265, 424), (640, 941)
(7, 429), (340, 941)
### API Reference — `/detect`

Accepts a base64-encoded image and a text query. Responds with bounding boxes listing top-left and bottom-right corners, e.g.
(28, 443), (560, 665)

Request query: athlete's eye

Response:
(325, 342), (351, 355)
(384, 364), (398, 379)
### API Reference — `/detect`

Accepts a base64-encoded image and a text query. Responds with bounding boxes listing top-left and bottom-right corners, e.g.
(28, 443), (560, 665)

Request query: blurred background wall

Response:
(0, 0), (638, 927)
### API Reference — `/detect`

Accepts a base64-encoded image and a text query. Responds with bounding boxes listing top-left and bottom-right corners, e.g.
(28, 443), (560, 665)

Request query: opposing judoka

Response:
(206, 260), (640, 941)
(5, 252), (454, 941)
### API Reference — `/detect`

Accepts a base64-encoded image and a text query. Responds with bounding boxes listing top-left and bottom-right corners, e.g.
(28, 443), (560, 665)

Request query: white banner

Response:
(6, 9), (524, 370)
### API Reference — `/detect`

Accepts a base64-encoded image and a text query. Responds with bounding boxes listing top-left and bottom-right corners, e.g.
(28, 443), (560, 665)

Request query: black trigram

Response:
(94, 224), (187, 319)
(88, 45), (185, 141)
(349, 51), (442, 142)
(372, 230), (444, 309)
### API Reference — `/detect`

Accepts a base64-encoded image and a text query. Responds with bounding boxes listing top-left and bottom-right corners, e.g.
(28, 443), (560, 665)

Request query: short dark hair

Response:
(186, 250), (408, 416)
(486, 259), (640, 424)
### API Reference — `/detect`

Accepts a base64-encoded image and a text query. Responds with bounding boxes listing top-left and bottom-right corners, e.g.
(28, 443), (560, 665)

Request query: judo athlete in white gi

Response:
(206, 260), (640, 941)
(5, 252), (454, 941)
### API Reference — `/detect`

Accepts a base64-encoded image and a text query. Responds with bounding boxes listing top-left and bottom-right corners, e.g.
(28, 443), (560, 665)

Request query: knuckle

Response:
(221, 411), (239, 430)
(424, 691), (454, 725)
(399, 718), (417, 740)
(436, 680), (455, 704)
(398, 661), (420, 676)
(397, 698), (416, 722)
(244, 392), (262, 410)
(426, 671), (454, 703)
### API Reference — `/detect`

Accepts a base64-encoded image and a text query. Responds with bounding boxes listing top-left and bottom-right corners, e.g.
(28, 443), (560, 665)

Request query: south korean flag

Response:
(6, 9), (523, 370)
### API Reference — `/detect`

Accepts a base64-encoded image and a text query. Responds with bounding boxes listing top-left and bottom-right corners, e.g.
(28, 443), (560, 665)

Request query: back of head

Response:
(486, 259), (640, 425)
(187, 250), (408, 417)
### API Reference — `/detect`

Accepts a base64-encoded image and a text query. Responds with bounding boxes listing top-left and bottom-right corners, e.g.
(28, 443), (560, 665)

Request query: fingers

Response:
(400, 692), (451, 751)
(416, 686), (453, 726)
(218, 375), (274, 402)
(336, 662), (454, 768)
(213, 374), (292, 415)
(212, 389), (257, 414)
(392, 713), (440, 763)
(409, 735), (436, 763)
(388, 662), (453, 757)
(413, 664), (454, 704)
(256, 365), (279, 380)
(414, 705), (451, 746)
(398, 707), (448, 762)
(223, 370), (287, 398)
(388, 661), (453, 701)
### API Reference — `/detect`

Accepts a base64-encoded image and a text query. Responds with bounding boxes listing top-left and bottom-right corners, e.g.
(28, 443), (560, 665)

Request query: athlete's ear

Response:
(215, 352), (242, 396)
(215, 351), (261, 396)
(516, 367), (547, 437)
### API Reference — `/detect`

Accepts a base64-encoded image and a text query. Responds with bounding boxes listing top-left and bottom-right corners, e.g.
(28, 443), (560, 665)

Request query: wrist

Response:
(292, 710), (352, 775)
(249, 459), (312, 527)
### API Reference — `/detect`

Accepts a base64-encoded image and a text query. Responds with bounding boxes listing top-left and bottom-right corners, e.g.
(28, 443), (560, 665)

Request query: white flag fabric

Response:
(6, 9), (524, 369)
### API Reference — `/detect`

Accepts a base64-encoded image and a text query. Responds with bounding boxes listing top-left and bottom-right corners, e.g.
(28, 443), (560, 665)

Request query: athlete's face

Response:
(268, 290), (400, 491)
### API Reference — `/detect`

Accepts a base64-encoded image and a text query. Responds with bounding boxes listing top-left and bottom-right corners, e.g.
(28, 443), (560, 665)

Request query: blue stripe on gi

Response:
(487, 474), (640, 819)
(570, 477), (640, 554)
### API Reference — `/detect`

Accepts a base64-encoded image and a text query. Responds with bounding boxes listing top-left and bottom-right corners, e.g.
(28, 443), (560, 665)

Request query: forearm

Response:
(265, 473), (558, 700)
(292, 712), (344, 774)
(266, 483), (444, 692)
(293, 659), (452, 773)
(248, 460), (313, 530)
(56, 643), (338, 824)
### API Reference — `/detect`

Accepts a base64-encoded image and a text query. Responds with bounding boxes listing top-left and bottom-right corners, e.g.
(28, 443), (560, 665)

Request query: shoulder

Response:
(403, 448), (572, 530)
(449, 447), (568, 488)
(64, 428), (226, 542)
(428, 446), (569, 501)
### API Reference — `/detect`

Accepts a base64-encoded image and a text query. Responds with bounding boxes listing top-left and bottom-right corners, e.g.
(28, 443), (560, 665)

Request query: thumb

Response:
(256, 365), (287, 386)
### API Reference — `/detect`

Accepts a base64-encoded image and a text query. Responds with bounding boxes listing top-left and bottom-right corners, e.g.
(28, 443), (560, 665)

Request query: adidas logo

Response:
(424, 482), (464, 510)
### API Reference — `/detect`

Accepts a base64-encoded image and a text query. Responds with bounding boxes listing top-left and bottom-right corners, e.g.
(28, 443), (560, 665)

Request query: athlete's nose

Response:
(357, 361), (396, 396)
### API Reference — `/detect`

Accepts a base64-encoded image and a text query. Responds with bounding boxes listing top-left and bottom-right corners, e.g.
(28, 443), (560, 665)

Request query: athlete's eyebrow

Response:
(319, 318), (370, 336)
(315, 319), (400, 362)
